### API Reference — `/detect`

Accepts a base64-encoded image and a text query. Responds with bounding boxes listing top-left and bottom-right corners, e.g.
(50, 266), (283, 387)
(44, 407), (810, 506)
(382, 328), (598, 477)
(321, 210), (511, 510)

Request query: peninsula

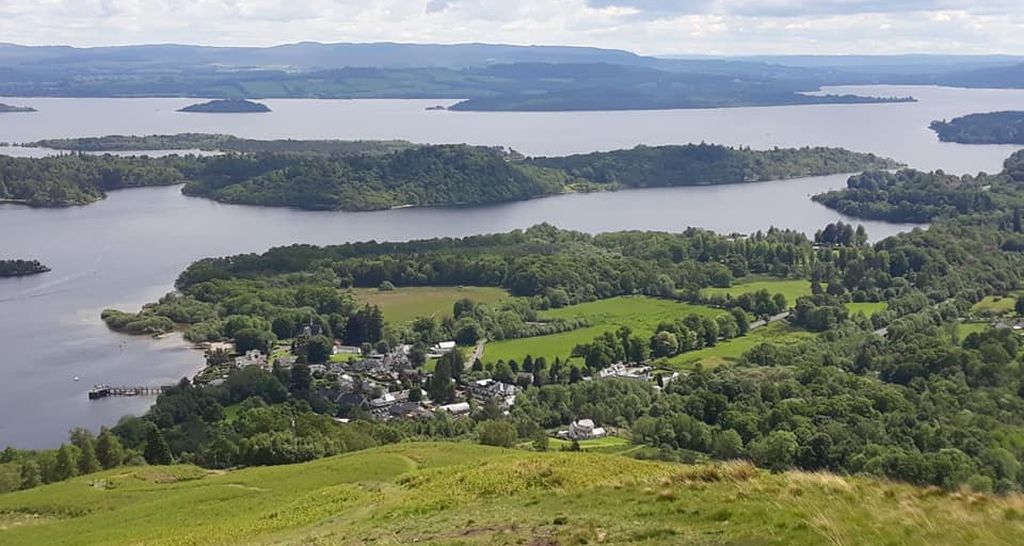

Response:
(177, 99), (271, 113)
(930, 111), (1024, 144)
(0, 140), (899, 210)
(0, 259), (50, 277)
(0, 103), (36, 113)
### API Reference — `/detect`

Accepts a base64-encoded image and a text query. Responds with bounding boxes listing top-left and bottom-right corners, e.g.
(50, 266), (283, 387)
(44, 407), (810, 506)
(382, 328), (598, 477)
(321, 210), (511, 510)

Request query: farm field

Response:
(702, 277), (812, 302)
(847, 301), (888, 316)
(350, 286), (508, 324)
(2, 442), (1024, 545)
(972, 292), (1023, 315)
(484, 296), (725, 363)
(666, 321), (815, 369)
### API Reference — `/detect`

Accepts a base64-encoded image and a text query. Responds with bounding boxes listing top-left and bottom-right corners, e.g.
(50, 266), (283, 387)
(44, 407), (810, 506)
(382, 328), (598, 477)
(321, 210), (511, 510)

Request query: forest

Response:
(177, 99), (271, 113)
(930, 111), (1024, 144)
(0, 142), (895, 210)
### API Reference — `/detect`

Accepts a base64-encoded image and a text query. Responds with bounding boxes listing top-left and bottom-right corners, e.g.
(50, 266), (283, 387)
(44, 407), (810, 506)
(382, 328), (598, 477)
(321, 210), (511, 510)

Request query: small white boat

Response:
(73, 376), (80, 382)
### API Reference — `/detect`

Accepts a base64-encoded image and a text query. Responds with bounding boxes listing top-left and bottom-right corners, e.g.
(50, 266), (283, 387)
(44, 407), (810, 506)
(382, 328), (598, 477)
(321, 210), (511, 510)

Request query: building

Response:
(560, 419), (607, 441)
(469, 378), (520, 408)
(428, 340), (457, 358)
(234, 350), (267, 369)
(598, 363), (652, 381)
(436, 402), (471, 416)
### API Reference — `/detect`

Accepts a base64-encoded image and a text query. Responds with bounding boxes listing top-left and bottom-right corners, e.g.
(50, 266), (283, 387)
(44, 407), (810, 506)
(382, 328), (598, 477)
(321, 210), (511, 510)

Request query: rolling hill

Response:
(1, 442), (1022, 545)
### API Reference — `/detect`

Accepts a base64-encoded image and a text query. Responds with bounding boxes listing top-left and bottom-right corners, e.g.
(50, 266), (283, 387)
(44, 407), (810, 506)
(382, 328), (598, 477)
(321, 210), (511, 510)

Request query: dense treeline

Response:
(529, 144), (898, 188)
(30, 134), (414, 156)
(1, 142), (896, 210)
(930, 111), (1024, 144)
(181, 145), (572, 210)
(177, 99), (270, 113)
(813, 169), (1000, 223)
(0, 259), (49, 277)
(0, 154), (191, 207)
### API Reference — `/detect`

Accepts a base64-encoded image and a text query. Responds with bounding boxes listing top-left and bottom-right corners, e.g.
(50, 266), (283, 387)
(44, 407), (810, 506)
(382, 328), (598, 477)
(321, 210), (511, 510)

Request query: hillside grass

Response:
(485, 296), (725, 363)
(350, 286), (508, 324)
(3, 442), (1024, 545)
(666, 321), (815, 369)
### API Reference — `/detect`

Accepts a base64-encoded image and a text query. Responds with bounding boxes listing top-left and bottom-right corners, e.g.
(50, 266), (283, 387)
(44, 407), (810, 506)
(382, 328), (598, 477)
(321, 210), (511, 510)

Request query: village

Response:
(191, 327), (680, 443)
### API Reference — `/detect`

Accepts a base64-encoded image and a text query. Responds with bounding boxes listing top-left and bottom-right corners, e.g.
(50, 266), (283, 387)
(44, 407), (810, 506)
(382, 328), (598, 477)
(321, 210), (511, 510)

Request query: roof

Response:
(437, 402), (471, 414)
(576, 419), (595, 428)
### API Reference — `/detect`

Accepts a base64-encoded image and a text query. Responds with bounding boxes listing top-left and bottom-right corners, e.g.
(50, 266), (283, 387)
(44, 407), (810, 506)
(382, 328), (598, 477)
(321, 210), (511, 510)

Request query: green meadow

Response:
(484, 296), (725, 363)
(702, 277), (812, 302)
(350, 286), (508, 324)
(667, 321), (815, 368)
(972, 292), (1023, 315)
(3, 442), (1023, 545)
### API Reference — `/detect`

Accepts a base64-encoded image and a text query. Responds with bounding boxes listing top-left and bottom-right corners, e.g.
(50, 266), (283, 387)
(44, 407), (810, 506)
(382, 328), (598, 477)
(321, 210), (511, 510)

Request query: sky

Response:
(0, 0), (1021, 55)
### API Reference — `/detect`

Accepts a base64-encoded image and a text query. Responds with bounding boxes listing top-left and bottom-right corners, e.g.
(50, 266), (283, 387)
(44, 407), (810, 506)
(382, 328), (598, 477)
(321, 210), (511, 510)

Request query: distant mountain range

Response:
(0, 42), (1022, 110)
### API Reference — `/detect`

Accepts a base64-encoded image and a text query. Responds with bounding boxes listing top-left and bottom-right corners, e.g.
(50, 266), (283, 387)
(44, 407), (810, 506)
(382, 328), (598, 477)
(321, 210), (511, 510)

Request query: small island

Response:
(0, 259), (50, 277)
(178, 99), (271, 113)
(930, 111), (1024, 144)
(0, 103), (37, 113)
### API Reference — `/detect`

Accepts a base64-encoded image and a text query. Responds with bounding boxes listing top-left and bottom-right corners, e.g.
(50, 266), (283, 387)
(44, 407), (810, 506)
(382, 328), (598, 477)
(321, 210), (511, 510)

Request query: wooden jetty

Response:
(88, 385), (166, 400)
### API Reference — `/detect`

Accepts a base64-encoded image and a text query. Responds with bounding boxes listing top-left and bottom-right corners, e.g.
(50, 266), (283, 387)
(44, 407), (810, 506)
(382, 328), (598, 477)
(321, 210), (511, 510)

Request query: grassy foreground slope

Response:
(2, 443), (1023, 546)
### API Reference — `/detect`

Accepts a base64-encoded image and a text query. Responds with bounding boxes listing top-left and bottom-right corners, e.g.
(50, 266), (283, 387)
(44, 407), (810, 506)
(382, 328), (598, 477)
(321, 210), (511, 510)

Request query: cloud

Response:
(586, 0), (1020, 18)
(0, 0), (1020, 55)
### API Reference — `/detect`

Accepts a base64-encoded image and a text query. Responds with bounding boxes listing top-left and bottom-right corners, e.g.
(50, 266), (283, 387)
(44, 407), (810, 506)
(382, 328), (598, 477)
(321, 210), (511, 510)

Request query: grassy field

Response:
(667, 321), (815, 369)
(485, 296), (725, 363)
(972, 292), (1023, 315)
(3, 442), (1024, 545)
(847, 301), (888, 316)
(350, 286), (508, 324)
(959, 322), (992, 337)
(702, 277), (812, 302)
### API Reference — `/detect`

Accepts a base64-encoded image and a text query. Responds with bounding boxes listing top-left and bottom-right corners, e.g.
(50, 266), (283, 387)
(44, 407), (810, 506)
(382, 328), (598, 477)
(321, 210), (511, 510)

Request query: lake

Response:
(0, 84), (1016, 448)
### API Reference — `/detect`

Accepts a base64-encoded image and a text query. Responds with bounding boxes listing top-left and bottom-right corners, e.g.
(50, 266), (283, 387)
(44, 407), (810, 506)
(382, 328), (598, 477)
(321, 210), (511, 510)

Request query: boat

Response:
(88, 385), (110, 400)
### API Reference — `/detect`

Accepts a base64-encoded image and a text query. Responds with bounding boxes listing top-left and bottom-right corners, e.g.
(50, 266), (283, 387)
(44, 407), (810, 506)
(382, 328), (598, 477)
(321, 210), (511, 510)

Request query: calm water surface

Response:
(0, 84), (1015, 448)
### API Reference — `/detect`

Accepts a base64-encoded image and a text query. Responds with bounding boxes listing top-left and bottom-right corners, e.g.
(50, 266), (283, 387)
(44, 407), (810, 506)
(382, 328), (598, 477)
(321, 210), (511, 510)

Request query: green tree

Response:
(143, 426), (173, 465)
(96, 427), (126, 470)
(19, 459), (42, 489)
(70, 428), (100, 475)
(53, 444), (80, 481)
(750, 431), (798, 472)
(478, 420), (517, 448)
(651, 331), (680, 358)
(305, 335), (332, 364)
(1016, 296), (1024, 316)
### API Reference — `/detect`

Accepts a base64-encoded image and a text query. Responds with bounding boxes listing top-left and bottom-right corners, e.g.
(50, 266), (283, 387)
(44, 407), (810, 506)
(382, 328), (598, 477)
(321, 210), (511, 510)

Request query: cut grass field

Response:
(350, 286), (508, 324)
(847, 301), (888, 316)
(972, 292), (1023, 315)
(704, 277), (887, 316)
(485, 296), (725, 363)
(666, 321), (815, 369)
(702, 277), (812, 302)
(3, 442), (1024, 545)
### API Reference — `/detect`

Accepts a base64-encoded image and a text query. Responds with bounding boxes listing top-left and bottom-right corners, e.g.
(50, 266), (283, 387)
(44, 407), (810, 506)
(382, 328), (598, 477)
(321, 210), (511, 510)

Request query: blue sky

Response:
(0, 1), (1020, 54)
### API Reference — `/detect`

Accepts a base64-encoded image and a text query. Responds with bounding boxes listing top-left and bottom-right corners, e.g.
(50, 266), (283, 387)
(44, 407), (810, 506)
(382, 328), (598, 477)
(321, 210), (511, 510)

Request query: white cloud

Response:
(0, 0), (1020, 55)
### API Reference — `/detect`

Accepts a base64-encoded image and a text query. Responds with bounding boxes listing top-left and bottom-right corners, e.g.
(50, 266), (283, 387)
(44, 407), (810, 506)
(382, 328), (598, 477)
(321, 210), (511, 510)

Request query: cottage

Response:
(561, 419), (607, 440)
(428, 340), (457, 358)
(388, 402), (431, 419)
(234, 350), (267, 369)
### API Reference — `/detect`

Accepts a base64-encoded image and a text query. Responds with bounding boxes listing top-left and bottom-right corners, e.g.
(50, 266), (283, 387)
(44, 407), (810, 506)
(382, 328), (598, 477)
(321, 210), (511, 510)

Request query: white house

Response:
(562, 419), (607, 440)
(436, 402), (471, 416)
(428, 341), (457, 357)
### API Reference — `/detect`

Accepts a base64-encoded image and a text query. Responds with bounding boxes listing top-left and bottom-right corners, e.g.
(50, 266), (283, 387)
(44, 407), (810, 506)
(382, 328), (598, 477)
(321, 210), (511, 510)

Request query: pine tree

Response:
(96, 427), (126, 470)
(19, 459), (41, 489)
(70, 428), (100, 475)
(53, 444), (79, 481)
(143, 426), (173, 465)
